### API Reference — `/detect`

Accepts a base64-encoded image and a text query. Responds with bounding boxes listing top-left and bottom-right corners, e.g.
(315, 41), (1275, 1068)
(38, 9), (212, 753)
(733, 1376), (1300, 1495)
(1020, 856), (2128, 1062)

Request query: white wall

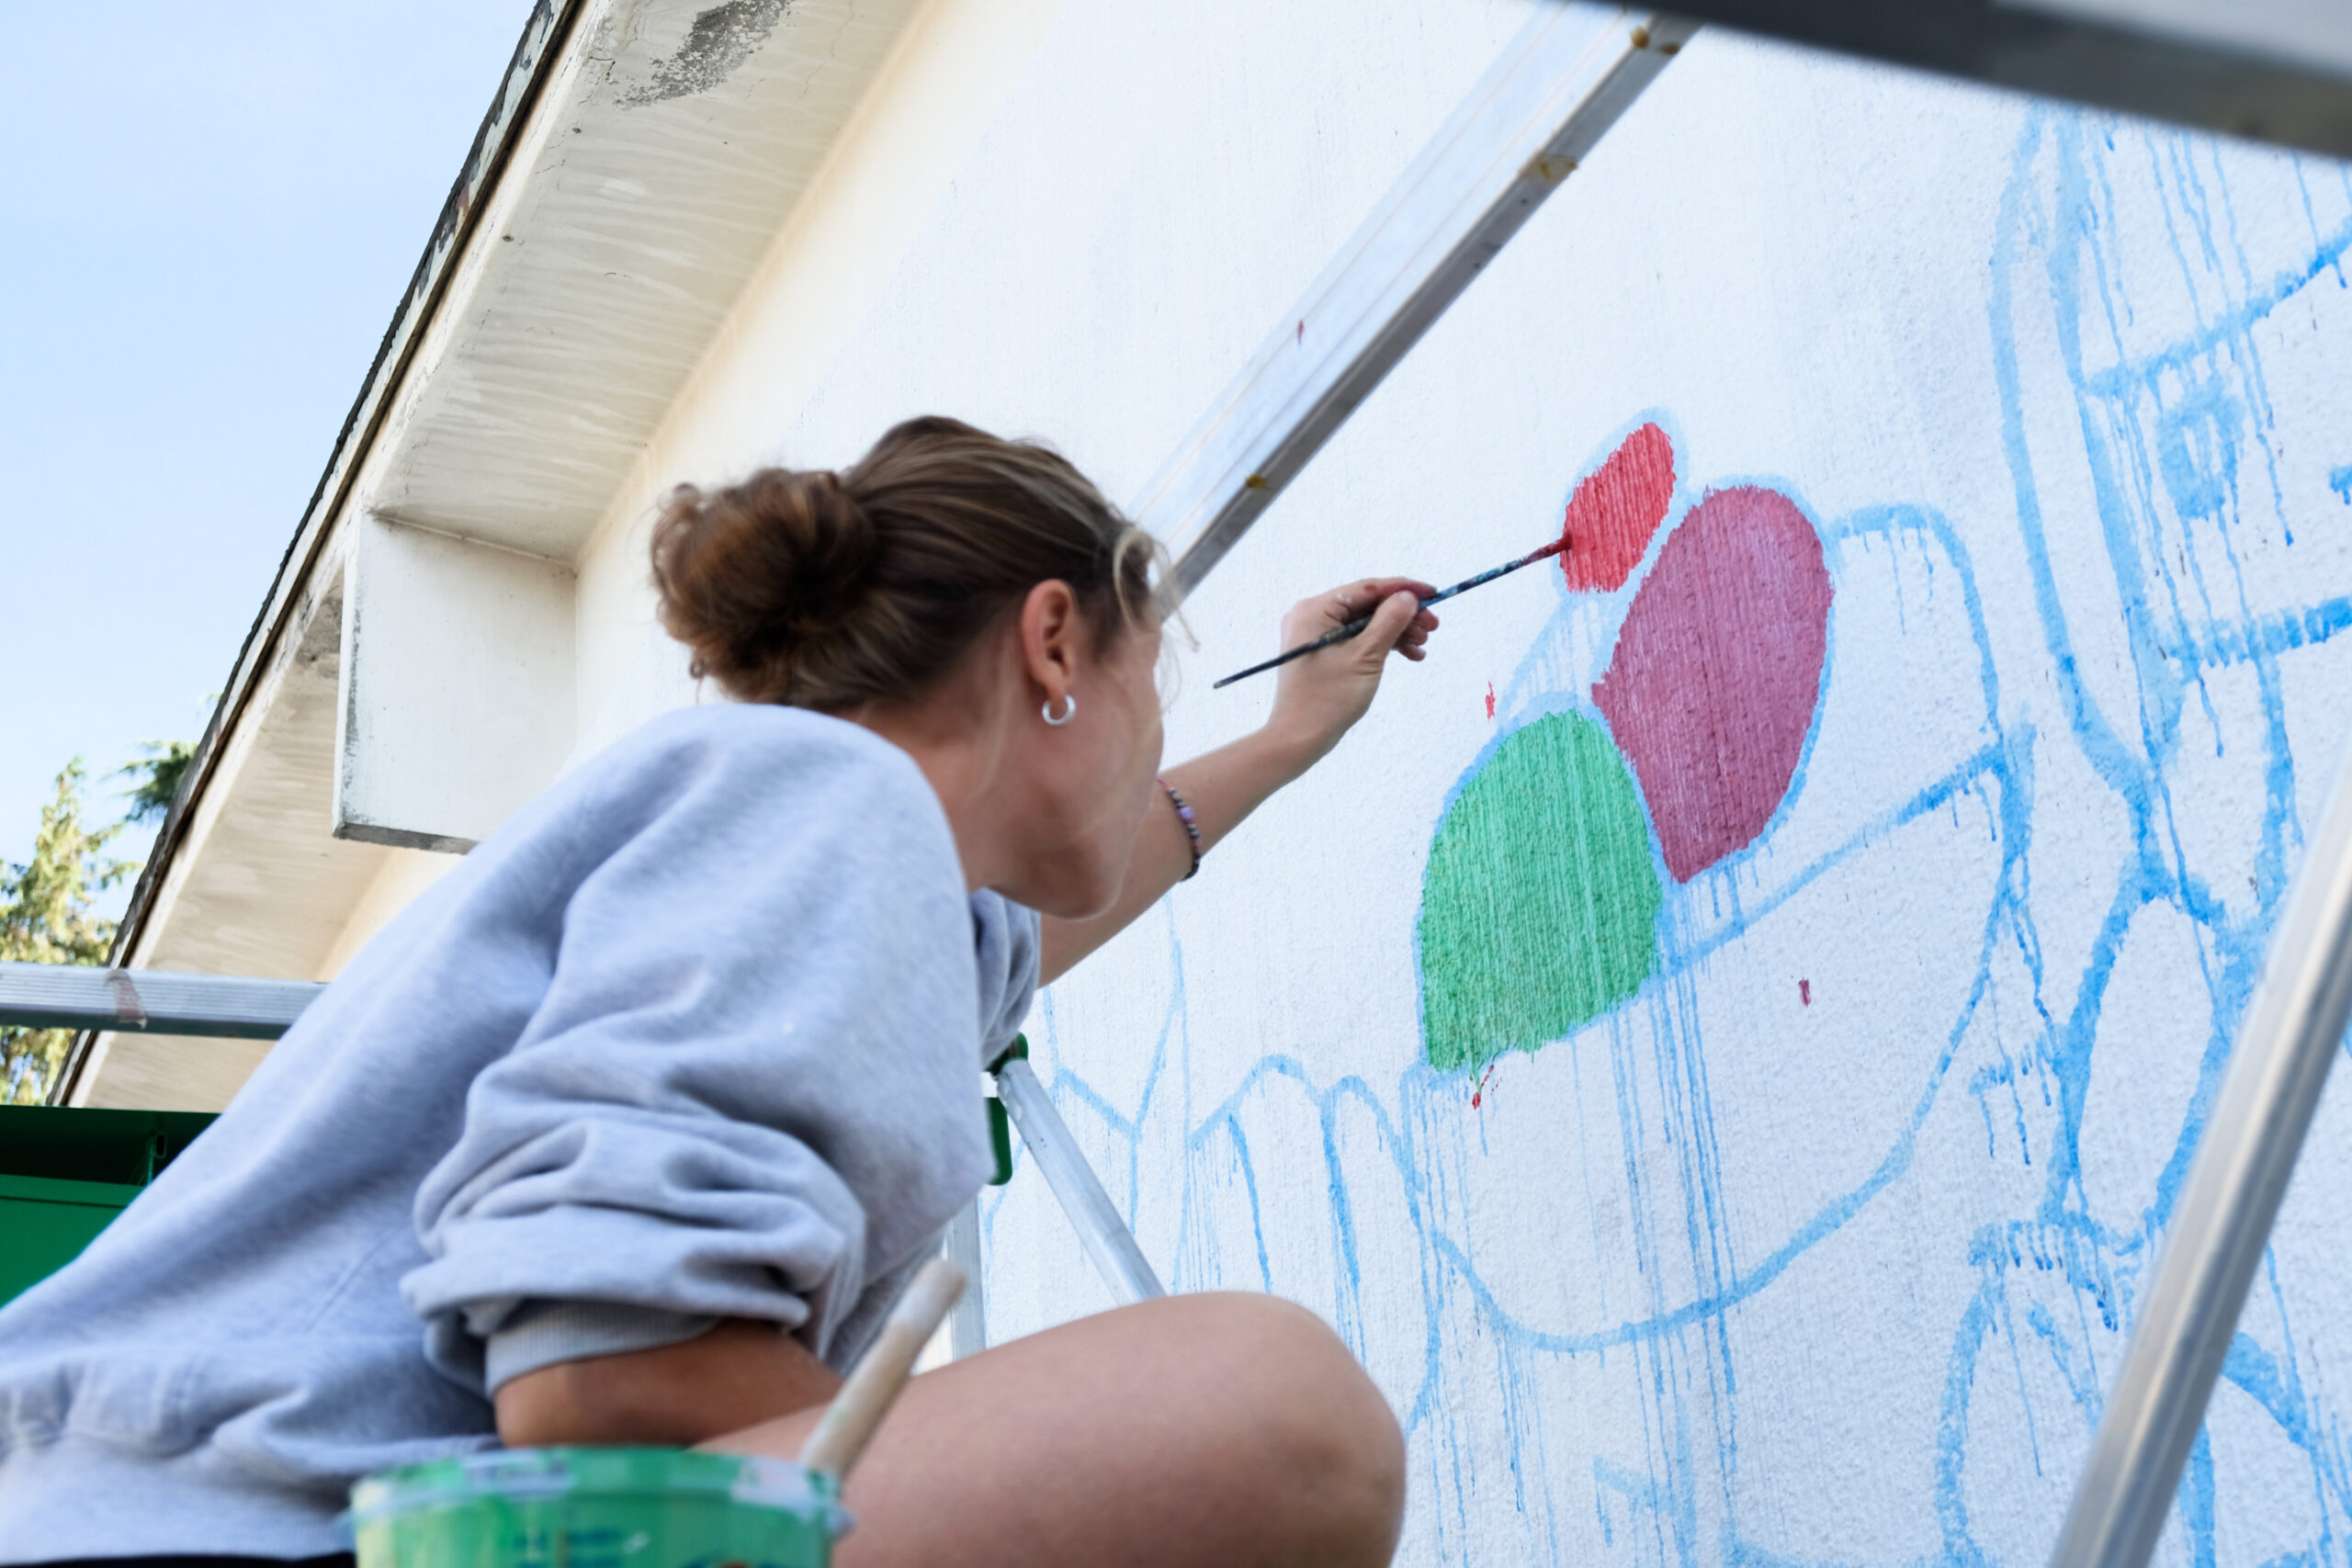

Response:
(565, 0), (1074, 759)
(516, 3), (2352, 1564)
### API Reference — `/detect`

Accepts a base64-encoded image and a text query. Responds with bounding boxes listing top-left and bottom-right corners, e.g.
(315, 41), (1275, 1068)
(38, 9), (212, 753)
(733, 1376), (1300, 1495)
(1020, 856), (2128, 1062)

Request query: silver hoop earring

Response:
(1042, 694), (1078, 727)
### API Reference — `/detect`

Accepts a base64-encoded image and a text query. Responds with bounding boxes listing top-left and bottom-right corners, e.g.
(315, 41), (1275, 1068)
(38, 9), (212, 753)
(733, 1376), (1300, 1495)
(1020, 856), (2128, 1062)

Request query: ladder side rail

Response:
(2049, 736), (2352, 1568)
(991, 1056), (1167, 1306)
(1137, 4), (1692, 605)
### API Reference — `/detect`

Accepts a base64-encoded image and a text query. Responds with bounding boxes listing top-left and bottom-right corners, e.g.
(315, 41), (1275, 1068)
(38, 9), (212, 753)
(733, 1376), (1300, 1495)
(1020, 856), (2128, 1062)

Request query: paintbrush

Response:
(796, 1257), (966, 1481)
(1212, 536), (1570, 689)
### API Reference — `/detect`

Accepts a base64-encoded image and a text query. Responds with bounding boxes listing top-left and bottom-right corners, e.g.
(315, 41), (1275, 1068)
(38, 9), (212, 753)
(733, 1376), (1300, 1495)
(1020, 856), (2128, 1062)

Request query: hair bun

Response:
(650, 467), (881, 698)
(650, 416), (1157, 710)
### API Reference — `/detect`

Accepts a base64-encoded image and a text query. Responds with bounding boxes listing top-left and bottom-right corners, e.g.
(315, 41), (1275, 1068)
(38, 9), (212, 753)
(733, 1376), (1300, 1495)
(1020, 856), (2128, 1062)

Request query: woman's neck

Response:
(846, 684), (1015, 895)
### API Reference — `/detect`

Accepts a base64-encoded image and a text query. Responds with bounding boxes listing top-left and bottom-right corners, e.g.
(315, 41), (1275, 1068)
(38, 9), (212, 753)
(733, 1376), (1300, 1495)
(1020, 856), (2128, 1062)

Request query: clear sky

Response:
(1, 4), (533, 913)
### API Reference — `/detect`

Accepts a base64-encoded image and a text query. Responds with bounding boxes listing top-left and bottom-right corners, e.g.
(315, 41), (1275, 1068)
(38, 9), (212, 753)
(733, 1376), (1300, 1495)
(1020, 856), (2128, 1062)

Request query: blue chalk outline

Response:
(979, 108), (2352, 1568)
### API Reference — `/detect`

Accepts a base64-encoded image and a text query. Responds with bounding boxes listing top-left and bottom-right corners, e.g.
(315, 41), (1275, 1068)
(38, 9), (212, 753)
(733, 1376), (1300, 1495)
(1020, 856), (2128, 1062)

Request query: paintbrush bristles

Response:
(1211, 535), (1571, 690)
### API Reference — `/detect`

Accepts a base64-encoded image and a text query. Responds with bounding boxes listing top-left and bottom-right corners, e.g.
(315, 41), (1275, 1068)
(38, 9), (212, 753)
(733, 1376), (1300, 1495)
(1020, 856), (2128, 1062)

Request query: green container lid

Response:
(351, 1447), (845, 1568)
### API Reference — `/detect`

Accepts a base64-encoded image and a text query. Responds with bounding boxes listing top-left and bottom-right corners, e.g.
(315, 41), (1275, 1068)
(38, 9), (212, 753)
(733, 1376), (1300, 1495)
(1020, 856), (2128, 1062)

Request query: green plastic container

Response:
(350, 1448), (846, 1568)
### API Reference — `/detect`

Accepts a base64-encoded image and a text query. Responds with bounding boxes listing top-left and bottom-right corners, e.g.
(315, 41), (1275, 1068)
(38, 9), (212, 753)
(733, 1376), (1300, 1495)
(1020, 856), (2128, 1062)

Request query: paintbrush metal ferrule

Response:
(1211, 536), (1570, 690)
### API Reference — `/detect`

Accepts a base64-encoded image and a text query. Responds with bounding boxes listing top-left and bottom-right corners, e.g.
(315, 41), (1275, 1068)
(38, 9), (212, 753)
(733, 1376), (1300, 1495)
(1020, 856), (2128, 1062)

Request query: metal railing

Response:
(2, 963), (1161, 1356)
(0, 963), (321, 1040)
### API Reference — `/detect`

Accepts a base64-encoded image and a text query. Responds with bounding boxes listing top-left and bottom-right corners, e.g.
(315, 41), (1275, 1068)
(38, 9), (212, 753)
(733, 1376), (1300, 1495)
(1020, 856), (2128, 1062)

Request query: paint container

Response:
(349, 1447), (847, 1568)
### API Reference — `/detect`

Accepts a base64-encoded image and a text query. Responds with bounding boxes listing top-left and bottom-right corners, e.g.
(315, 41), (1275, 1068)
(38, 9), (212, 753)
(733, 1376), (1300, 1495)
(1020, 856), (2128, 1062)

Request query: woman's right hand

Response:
(1261, 576), (1439, 773)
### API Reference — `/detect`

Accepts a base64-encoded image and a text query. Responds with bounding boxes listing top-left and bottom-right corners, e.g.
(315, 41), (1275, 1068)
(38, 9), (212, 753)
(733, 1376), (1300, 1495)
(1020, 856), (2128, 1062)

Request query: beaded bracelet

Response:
(1159, 778), (1204, 881)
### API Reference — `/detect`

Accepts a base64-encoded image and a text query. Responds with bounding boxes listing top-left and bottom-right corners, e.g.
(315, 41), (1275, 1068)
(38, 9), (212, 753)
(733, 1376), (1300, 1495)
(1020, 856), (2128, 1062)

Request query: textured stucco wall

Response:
(598, 2), (2352, 1562)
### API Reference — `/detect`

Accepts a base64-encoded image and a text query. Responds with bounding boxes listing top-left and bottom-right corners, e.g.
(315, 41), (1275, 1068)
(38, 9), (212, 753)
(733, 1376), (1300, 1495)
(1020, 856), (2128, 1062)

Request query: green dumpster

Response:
(0, 1106), (215, 1307)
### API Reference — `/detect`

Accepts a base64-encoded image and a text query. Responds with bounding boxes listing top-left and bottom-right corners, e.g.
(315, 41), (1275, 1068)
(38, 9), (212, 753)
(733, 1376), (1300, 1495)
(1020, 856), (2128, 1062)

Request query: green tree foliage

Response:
(120, 739), (196, 827)
(0, 747), (187, 1104)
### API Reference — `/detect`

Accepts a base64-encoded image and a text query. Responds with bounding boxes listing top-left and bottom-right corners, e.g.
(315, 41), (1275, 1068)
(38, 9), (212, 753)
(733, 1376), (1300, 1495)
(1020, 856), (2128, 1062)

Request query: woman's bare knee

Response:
(709, 1292), (1404, 1567)
(1135, 1293), (1405, 1564)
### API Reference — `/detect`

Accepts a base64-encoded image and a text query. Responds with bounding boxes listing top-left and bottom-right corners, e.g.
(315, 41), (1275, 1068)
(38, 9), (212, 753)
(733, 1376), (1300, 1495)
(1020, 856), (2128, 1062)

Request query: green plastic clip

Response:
(983, 1035), (1027, 1186)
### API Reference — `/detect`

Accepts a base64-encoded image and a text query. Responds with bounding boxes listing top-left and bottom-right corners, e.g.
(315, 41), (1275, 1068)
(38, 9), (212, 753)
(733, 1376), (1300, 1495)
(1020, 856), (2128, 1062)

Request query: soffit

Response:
(367, 0), (922, 560)
(127, 579), (392, 990)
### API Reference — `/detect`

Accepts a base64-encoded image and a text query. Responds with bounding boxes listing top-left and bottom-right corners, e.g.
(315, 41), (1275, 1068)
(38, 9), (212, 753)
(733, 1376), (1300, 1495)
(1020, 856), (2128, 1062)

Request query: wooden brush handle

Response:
(797, 1257), (967, 1481)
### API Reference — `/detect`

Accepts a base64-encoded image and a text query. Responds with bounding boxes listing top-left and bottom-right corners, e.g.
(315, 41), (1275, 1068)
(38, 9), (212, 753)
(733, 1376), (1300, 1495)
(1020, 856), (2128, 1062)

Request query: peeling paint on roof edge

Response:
(624, 0), (791, 105)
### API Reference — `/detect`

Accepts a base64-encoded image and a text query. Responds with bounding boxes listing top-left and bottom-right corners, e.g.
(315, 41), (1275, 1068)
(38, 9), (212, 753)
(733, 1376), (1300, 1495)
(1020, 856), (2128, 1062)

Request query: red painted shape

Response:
(1471, 1062), (1498, 1109)
(1591, 486), (1831, 881)
(1559, 423), (1677, 592)
(1485, 682), (1496, 719)
(1800, 978), (1811, 1006)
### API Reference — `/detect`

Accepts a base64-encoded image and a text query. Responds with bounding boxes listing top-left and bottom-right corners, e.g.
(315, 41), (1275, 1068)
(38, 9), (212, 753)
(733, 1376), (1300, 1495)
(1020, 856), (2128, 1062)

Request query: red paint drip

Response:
(1470, 1062), (1498, 1109)
(1485, 682), (1496, 719)
(1800, 978), (1811, 1006)
(1559, 423), (1677, 593)
(1591, 485), (1832, 881)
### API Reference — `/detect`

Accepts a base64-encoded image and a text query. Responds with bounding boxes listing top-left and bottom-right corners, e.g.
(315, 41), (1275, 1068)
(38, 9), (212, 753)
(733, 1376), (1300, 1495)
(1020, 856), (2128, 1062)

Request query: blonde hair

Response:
(651, 416), (1159, 708)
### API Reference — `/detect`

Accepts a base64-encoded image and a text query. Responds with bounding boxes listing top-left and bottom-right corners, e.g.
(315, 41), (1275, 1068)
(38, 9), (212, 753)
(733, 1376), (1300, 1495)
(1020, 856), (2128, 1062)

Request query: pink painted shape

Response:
(1560, 423), (1676, 592)
(1590, 485), (1831, 882)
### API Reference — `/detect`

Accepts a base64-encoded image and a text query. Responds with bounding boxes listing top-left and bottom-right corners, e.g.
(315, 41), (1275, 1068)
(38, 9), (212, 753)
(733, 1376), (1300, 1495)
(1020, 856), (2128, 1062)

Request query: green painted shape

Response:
(1418, 711), (1662, 1074)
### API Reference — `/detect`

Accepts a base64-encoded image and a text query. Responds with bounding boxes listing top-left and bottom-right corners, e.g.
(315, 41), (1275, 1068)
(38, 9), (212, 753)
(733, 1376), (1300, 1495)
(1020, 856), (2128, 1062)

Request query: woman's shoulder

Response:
(598, 702), (930, 803)
(626, 699), (906, 759)
(503, 701), (947, 871)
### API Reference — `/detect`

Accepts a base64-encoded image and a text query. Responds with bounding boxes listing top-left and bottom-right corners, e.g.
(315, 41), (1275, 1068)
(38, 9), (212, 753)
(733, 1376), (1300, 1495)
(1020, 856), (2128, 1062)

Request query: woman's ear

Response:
(1020, 581), (1083, 705)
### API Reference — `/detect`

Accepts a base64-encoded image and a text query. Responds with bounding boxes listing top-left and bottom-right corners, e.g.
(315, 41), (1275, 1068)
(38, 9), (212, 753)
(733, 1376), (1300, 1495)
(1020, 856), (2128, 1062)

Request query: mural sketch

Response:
(987, 107), (2352, 1568)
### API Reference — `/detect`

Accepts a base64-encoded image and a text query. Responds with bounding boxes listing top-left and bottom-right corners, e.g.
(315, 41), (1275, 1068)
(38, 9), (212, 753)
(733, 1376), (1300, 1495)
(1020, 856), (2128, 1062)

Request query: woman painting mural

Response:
(0, 417), (1441, 1567)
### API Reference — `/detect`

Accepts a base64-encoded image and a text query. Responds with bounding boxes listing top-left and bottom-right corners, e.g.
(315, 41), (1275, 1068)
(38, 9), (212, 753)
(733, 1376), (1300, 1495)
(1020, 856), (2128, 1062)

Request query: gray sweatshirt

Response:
(0, 705), (1037, 1562)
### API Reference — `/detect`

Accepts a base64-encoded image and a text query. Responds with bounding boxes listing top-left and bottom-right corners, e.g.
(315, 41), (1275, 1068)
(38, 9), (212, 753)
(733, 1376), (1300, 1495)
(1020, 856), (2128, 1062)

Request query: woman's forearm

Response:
(1035, 578), (1437, 985)
(496, 1319), (842, 1449)
(1038, 725), (1315, 983)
